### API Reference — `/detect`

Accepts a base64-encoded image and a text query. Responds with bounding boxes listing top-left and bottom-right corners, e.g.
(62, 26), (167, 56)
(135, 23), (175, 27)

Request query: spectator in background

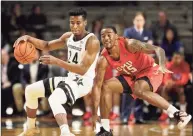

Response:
(124, 12), (153, 44)
(12, 49), (49, 115)
(161, 27), (183, 61)
(151, 11), (178, 45)
(159, 52), (190, 121)
(123, 12), (153, 124)
(9, 4), (26, 30)
(27, 5), (47, 38)
(8, 4), (27, 45)
(91, 18), (104, 47)
(1, 49), (21, 116)
(2, 10), (11, 47)
(2, 49), (12, 117)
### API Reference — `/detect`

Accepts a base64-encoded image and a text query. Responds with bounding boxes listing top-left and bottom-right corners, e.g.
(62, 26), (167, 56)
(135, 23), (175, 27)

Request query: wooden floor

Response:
(1, 117), (193, 136)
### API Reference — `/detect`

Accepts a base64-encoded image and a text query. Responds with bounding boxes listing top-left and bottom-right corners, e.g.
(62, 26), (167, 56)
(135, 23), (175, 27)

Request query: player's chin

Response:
(72, 31), (81, 36)
(106, 44), (113, 49)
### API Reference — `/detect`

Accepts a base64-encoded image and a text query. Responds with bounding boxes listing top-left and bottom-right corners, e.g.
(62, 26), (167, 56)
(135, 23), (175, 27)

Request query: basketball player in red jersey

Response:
(92, 26), (191, 136)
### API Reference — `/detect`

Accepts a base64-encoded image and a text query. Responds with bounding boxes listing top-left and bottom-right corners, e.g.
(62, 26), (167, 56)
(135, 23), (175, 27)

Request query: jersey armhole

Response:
(84, 33), (95, 50)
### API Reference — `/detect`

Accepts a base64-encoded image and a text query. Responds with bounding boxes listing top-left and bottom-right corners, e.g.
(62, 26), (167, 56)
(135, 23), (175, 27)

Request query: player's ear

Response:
(84, 20), (87, 26)
(115, 34), (118, 39)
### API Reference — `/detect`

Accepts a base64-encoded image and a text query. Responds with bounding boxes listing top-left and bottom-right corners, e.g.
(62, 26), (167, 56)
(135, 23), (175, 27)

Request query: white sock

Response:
(113, 106), (120, 115)
(180, 103), (187, 112)
(27, 117), (36, 129)
(101, 119), (110, 132)
(60, 124), (70, 134)
(86, 106), (91, 112)
(166, 105), (179, 118)
(97, 107), (100, 116)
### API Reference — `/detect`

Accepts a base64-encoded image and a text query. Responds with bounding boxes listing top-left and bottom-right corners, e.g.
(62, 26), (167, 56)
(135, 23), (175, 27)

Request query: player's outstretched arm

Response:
(39, 35), (100, 75)
(13, 32), (72, 51)
(91, 56), (108, 116)
(125, 38), (172, 73)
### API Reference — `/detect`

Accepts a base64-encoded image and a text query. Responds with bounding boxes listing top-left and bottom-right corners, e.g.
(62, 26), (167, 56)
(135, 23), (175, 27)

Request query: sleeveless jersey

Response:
(66, 33), (99, 79)
(101, 37), (155, 77)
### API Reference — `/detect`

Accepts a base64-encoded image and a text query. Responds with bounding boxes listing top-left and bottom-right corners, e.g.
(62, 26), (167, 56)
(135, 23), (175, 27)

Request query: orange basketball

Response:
(14, 41), (37, 64)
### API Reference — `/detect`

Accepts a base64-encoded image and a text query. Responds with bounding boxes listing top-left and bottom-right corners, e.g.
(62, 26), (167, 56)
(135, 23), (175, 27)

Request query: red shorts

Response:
(118, 65), (163, 99)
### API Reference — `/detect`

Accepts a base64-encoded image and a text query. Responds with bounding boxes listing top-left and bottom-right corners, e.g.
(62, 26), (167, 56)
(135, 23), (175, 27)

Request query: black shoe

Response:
(96, 127), (113, 136)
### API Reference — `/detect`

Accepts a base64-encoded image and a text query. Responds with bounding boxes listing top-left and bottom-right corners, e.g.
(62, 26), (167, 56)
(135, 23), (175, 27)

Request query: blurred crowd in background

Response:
(1, 1), (192, 125)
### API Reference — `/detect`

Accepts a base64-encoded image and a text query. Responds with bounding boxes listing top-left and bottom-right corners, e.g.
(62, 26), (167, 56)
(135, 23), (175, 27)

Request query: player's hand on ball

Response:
(13, 35), (29, 48)
(92, 114), (100, 130)
(157, 66), (173, 74)
(39, 55), (58, 65)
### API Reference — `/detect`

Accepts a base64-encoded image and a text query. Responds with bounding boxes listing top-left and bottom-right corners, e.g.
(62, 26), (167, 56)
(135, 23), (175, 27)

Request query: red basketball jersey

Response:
(101, 37), (155, 76)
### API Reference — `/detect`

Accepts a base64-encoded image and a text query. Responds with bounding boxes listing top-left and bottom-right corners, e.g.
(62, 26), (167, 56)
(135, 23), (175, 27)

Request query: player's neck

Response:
(108, 41), (120, 61)
(73, 30), (88, 41)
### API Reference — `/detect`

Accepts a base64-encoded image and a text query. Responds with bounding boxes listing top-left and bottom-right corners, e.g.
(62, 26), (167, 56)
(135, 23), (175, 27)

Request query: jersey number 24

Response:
(68, 51), (78, 64)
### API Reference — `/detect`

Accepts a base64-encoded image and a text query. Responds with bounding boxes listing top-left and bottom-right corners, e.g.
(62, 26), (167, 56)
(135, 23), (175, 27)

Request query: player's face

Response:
(133, 15), (145, 29)
(172, 54), (183, 65)
(101, 28), (117, 49)
(70, 16), (87, 36)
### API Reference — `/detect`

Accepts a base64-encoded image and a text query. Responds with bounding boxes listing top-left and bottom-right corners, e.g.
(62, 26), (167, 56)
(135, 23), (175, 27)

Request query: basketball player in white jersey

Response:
(13, 8), (100, 136)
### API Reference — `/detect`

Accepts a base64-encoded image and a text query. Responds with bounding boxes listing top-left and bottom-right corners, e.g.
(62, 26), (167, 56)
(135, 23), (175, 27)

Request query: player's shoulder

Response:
(118, 36), (127, 42)
(87, 33), (99, 43)
(60, 32), (73, 40)
(86, 33), (100, 47)
(118, 36), (131, 50)
(97, 55), (108, 67)
(85, 33), (100, 52)
(100, 48), (108, 56)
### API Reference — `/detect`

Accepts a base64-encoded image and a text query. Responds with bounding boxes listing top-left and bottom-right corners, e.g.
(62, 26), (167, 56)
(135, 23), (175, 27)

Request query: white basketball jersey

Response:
(66, 33), (99, 80)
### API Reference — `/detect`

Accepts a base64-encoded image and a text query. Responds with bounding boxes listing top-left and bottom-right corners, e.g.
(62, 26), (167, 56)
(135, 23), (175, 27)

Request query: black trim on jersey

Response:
(136, 76), (153, 92)
(116, 75), (132, 94)
(116, 75), (153, 95)
(73, 32), (90, 41)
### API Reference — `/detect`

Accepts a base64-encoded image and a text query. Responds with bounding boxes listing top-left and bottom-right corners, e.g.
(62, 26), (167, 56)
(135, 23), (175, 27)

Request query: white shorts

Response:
(43, 73), (93, 107)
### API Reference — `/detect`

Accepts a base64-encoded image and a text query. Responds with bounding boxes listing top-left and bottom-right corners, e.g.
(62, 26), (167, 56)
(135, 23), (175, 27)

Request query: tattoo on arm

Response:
(127, 39), (167, 66)
(128, 39), (153, 52)
(154, 46), (167, 66)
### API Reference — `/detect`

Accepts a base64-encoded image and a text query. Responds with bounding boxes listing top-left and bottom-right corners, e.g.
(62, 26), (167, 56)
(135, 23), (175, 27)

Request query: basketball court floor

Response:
(1, 117), (192, 136)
